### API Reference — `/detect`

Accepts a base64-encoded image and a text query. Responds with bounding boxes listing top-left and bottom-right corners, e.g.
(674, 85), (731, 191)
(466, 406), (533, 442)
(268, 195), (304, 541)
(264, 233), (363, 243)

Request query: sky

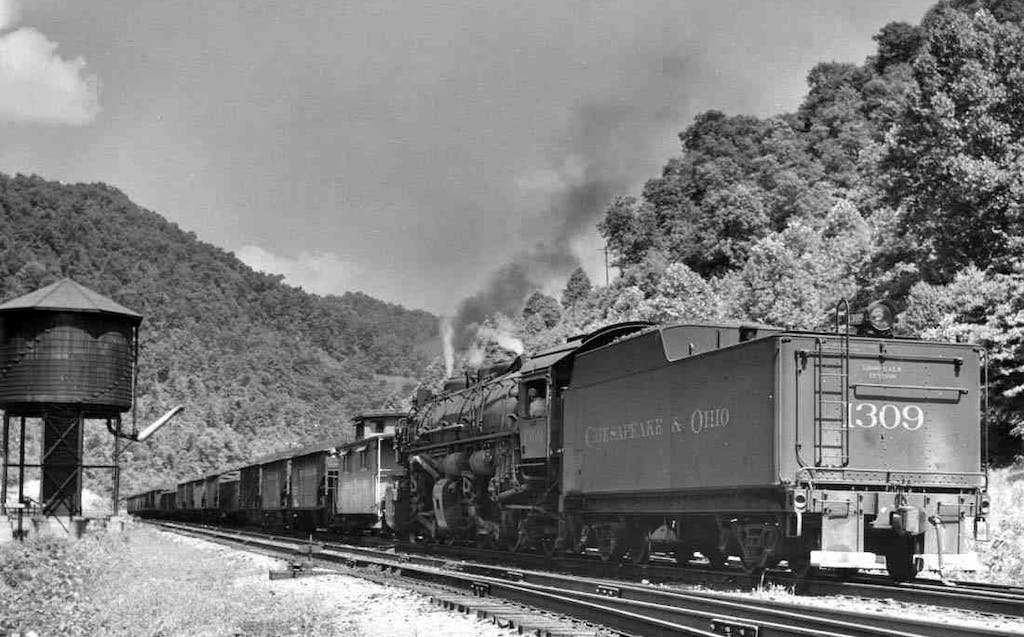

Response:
(0, 0), (934, 314)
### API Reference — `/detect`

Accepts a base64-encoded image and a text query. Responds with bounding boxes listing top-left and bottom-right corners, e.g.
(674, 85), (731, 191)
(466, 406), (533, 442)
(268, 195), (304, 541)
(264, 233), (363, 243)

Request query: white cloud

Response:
(236, 245), (364, 297)
(0, 0), (101, 125)
(0, 0), (18, 30)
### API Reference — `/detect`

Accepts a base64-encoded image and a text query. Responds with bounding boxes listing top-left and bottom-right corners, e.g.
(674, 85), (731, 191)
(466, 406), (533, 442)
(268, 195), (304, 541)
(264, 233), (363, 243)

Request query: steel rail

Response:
(390, 539), (1024, 620)
(149, 522), (1017, 637)
(793, 575), (1024, 619)
(144, 521), (1024, 622)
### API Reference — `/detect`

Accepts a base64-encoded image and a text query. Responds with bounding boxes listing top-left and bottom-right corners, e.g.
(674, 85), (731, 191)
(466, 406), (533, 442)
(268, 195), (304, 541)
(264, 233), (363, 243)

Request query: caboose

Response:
(396, 306), (988, 580)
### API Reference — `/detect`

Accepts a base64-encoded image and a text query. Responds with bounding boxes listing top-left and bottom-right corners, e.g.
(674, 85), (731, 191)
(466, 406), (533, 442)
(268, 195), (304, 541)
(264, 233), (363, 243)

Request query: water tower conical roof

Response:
(0, 278), (142, 323)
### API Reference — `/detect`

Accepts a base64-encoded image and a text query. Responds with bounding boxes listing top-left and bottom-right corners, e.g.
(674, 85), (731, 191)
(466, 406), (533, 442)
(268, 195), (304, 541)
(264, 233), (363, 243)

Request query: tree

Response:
(522, 291), (562, 333)
(561, 267), (592, 308)
(721, 200), (872, 328)
(597, 196), (657, 268)
(871, 22), (926, 72)
(795, 63), (873, 189)
(902, 263), (1024, 462)
(879, 8), (1024, 282)
(639, 263), (724, 322)
(929, 0), (1024, 25)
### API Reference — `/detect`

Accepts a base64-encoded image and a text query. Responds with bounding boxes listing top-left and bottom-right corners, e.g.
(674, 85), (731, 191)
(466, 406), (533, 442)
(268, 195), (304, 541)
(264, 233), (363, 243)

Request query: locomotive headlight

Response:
(866, 301), (895, 333)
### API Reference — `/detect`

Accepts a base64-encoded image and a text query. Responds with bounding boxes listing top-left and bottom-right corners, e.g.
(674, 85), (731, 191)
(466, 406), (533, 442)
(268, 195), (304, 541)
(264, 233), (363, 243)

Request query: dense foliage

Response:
(460, 1), (1024, 463)
(0, 174), (439, 494)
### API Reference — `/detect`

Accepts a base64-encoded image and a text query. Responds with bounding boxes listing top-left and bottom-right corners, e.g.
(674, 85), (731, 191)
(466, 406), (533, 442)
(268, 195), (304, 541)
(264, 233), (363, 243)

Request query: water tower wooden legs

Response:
(0, 409), (123, 540)
(41, 409), (84, 518)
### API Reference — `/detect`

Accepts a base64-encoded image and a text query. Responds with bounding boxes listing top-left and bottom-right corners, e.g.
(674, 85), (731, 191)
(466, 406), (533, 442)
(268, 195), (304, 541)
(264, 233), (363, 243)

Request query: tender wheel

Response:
(700, 546), (728, 569)
(599, 542), (625, 562)
(628, 537), (651, 565)
(835, 567), (858, 581)
(787, 554), (814, 579)
(674, 546), (696, 566)
(885, 539), (919, 583)
(541, 538), (557, 560)
(739, 553), (766, 577)
(593, 522), (626, 562)
(598, 535), (626, 562)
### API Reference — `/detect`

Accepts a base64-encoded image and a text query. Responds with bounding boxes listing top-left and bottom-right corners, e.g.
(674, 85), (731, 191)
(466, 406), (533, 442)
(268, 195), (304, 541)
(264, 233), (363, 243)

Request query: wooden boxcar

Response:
(126, 488), (162, 517)
(289, 448), (331, 532)
(158, 489), (176, 515)
(218, 471), (240, 523)
(259, 454), (289, 528)
(176, 478), (205, 521)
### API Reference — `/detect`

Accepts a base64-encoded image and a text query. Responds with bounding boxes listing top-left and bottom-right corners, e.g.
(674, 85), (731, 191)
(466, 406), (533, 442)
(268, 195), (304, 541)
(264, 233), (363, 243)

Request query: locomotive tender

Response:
(395, 307), (988, 580)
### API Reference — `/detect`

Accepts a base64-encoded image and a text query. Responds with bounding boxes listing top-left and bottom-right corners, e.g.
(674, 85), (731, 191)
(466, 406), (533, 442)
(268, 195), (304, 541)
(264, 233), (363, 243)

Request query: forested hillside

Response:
(462, 0), (1024, 463)
(0, 174), (439, 493)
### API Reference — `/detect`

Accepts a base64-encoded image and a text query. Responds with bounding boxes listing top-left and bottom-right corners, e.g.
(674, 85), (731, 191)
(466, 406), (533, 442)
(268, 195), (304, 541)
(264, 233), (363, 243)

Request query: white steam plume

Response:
(0, 0), (19, 29)
(440, 316), (454, 377)
(466, 323), (525, 368)
(479, 325), (524, 356)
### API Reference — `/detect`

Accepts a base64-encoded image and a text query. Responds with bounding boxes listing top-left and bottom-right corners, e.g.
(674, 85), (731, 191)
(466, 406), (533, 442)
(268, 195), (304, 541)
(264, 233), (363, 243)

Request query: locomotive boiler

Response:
(393, 307), (988, 581)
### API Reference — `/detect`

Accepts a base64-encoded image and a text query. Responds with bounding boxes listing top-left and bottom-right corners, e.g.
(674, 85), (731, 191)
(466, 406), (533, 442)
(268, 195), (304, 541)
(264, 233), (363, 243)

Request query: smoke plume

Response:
(452, 54), (692, 346)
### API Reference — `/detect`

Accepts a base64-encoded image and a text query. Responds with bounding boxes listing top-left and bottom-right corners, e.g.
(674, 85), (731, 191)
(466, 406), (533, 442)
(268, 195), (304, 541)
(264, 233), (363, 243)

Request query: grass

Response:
(976, 465), (1024, 584)
(0, 525), (350, 636)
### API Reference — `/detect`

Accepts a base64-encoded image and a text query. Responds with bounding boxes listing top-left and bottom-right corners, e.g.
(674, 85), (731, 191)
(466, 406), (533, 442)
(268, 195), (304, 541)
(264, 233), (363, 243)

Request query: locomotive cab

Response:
(519, 378), (549, 459)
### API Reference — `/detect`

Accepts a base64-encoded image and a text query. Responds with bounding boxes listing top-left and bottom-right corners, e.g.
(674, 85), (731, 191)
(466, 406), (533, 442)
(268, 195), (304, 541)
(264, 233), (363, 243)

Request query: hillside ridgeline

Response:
(0, 173), (439, 494)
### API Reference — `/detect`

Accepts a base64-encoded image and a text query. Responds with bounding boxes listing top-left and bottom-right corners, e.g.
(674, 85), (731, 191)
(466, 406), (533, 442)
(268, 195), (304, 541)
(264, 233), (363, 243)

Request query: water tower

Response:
(0, 278), (142, 538)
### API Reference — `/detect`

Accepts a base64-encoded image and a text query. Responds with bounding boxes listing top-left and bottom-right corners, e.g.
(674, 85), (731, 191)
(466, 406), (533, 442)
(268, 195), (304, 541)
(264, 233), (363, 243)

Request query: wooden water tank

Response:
(0, 279), (142, 414)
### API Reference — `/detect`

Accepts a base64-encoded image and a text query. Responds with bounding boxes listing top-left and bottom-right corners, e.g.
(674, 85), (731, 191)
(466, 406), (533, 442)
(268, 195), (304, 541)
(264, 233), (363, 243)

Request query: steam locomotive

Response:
(391, 303), (988, 581)
(130, 302), (988, 581)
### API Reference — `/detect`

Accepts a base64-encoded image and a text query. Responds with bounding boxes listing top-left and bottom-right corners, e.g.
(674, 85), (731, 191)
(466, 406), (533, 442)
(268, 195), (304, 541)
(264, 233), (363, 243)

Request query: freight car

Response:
(126, 487), (174, 518)
(131, 410), (404, 535)
(246, 411), (402, 532)
(393, 307), (988, 581)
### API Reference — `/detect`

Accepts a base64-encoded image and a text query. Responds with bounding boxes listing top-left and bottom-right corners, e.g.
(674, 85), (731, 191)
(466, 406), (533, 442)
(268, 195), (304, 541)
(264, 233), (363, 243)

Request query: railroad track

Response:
(147, 521), (1022, 637)
(357, 536), (1024, 620)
